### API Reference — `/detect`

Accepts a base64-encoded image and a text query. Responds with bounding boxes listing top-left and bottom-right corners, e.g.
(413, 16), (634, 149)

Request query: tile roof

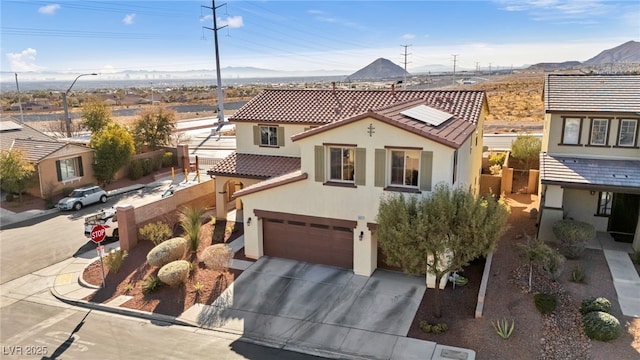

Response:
(0, 118), (55, 152)
(231, 88), (486, 125)
(544, 74), (640, 113)
(11, 139), (67, 162)
(207, 152), (301, 179)
(232, 170), (308, 198)
(540, 153), (640, 191)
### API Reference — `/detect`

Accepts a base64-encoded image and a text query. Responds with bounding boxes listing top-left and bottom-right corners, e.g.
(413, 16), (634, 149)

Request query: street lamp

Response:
(63, 73), (97, 137)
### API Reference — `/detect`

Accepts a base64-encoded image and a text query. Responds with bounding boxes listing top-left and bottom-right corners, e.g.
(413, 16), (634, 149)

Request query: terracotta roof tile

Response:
(207, 152), (301, 179)
(231, 89), (486, 127)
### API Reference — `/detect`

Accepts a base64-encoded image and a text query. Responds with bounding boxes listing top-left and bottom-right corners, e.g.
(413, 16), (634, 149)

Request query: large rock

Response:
(200, 244), (233, 271)
(157, 260), (190, 287)
(147, 237), (188, 268)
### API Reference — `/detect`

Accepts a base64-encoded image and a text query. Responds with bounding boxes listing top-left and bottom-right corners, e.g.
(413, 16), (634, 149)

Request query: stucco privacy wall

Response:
(117, 178), (215, 251)
(242, 117), (481, 275)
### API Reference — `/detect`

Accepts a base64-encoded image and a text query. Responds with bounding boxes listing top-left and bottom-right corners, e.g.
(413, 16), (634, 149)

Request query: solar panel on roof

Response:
(0, 120), (23, 132)
(400, 105), (453, 127)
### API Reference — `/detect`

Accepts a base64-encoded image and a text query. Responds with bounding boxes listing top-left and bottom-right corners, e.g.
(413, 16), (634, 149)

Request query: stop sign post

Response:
(91, 225), (107, 287)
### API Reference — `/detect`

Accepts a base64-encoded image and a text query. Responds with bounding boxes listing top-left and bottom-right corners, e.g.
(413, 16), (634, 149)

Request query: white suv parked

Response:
(57, 185), (108, 211)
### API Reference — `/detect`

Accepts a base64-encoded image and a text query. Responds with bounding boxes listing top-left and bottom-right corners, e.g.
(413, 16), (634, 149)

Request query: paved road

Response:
(1, 300), (324, 359)
(0, 185), (169, 284)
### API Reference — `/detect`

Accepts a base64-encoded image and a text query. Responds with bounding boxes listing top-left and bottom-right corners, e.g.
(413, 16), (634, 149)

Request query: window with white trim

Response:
(390, 150), (419, 187)
(590, 118), (609, 146)
(618, 119), (638, 147)
(260, 126), (278, 146)
(597, 192), (612, 216)
(562, 118), (581, 145)
(328, 146), (355, 182)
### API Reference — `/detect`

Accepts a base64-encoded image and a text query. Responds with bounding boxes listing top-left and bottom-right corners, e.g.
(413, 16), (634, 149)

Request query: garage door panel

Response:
(263, 216), (354, 269)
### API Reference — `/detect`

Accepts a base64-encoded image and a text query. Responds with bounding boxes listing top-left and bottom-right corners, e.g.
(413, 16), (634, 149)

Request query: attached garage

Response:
(256, 210), (356, 269)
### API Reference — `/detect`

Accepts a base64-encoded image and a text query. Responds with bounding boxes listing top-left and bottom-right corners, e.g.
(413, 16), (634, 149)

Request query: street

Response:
(0, 184), (169, 284)
(1, 300), (323, 359)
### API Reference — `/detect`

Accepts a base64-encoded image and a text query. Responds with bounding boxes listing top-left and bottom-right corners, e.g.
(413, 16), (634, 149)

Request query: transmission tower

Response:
(203, 0), (227, 134)
(400, 44), (411, 89)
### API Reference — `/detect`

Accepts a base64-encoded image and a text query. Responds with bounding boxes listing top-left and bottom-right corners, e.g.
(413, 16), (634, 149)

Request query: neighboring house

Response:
(538, 74), (640, 251)
(0, 117), (95, 199)
(208, 86), (488, 276)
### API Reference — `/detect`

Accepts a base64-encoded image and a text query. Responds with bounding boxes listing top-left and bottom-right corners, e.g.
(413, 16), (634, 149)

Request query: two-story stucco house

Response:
(538, 74), (640, 251)
(209, 86), (488, 276)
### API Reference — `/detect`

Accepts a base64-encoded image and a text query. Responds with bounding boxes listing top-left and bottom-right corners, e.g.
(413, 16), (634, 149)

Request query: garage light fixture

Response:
(359, 231), (364, 241)
(247, 217), (252, 226)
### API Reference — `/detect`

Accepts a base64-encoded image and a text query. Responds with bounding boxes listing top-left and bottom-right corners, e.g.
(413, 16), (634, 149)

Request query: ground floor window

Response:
(597, 191), (612, 216)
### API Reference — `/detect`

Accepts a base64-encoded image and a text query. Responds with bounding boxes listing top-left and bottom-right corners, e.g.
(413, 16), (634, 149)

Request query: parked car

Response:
(84, 208), (119, 241)
(57, 185), (108, 211)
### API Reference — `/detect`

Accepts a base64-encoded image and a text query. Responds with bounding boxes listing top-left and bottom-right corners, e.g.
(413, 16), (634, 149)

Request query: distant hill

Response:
(528, 40), (640, 71)
(583, 40), (640, 65)
(347, 58), (409, 81)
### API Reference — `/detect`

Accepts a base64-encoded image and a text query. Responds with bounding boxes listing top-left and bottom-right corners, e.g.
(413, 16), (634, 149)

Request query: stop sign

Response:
(90, 225), (107, 244)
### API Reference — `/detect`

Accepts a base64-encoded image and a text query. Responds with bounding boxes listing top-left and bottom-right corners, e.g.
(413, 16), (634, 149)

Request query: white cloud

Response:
(38, 4), (60, 15)
(402, 34), (416, 40)
(219, 16), (244, 28)
(123, 14), (136, 25)
(6, 48), (44, 72)
(101, 65), (117, 74)
(495, 0), (613, 21)
(200, 14), (213, 22)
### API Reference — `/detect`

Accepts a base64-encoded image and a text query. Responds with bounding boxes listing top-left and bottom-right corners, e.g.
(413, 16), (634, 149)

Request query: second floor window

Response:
(619, 119), (638, 147)
(329, 147), (355, 182)
(390, 150), (419, 187)
(260, 126), (278, 146)
(590, 118), (609, 146)
(562, 118), (581, 145)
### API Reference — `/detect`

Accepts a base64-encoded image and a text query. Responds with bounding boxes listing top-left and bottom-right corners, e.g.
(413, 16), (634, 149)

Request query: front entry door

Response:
(608, 193), (640, 243)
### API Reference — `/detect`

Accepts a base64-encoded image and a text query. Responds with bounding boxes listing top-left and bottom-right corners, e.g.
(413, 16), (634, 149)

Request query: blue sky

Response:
(1, 0), (638, 76)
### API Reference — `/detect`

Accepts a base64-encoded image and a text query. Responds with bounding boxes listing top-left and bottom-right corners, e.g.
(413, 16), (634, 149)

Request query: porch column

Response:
(215, 177), (228, 219)
(538, 184), (564, 243)
(116, 204), (137, 251)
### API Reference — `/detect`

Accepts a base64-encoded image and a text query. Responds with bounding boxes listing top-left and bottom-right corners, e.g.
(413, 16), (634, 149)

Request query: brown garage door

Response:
(263, 217), (354, 269)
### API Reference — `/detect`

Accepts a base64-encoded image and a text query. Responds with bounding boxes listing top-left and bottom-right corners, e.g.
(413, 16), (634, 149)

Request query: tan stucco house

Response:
(538, 74), (640, 251)
(208, 86), (488, 276)
(1, 117), (95, 199)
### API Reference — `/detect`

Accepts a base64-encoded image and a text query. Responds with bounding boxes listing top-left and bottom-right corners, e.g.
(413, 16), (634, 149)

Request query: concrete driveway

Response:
(181, 256), (433, 359)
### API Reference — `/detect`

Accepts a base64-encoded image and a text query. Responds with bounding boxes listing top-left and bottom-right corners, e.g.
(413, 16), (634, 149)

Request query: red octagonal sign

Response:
(90, 225), (107, 244)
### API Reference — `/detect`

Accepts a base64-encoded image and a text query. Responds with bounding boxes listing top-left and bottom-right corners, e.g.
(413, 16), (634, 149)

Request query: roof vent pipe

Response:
(332, 82), (336, 93)
(391, 83), (395, 94)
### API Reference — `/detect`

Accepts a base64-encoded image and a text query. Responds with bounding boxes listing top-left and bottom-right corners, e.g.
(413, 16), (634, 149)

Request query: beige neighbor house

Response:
(538, 74), (640, 252)
(208, 87), (488, 276)
(0, 117), (95, 199)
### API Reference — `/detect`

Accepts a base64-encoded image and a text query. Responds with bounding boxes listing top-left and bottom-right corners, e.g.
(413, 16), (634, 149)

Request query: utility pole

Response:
(452, 54), (458, 85)
(203, 0), (227, 135)
(14, 73), (24, 123)
(475, 62), (480, 74)
(400, 44), (411, 89)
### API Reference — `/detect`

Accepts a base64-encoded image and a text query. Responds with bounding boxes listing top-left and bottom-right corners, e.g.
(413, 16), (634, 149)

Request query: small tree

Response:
(81, 99), (112, 133)
(132, 107), (176, 152)
(510, 134), (541, 171)
(90, 123), (135, 185)
(0, 149), (36, 202)
(517, 235), (553, 291)
(376, 184), (510, 318)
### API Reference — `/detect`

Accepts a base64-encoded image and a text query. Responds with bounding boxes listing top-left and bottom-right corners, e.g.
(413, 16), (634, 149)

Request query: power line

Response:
(400, 44), (411, 89)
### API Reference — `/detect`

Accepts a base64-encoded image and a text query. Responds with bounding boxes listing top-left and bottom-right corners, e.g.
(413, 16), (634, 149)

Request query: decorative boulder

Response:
(147, 237), (188, 268)
(200, 244), (233, 272)
(157, 260), (190, 287)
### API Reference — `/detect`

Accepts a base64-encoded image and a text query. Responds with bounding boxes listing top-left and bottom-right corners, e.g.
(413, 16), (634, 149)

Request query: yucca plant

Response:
(178, 205), (205, 252)
(142, 275), (163, 294)
(492, 318), (515, 339)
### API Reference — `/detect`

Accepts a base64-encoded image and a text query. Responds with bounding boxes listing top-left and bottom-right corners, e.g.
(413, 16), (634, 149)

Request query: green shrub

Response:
(552, 219), (595, 259)
(129, 159), (143, 180)
(157, 260), (190, 287)
(491, 318), (515, 339)
(152, 156), (163, 171)
(583, 311), (621, 341)
(141, 158), (153, 176)
(139, 221), (173, 246)
(104, 248), (128, 274)
(162, 152), (174, 167)
(178, 206), (205, 252)
(489, 152), (507, 166)
(571, 265), (586, 283)
(580, 297), (611, 315)
(541, 249), (565, 281)
(419, 321), (448, 334)
(141, 275), (163, 294)
(534, 293), (557, 314)
(5, 193), (14, 202)
(146, 237), (188, 268)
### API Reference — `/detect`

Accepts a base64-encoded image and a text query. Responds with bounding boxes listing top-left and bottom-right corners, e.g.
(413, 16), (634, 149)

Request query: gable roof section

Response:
(540, 153), (640, 193)
(544, 74), (640, 113)
(207, 152), (301, 179)
(292, 97), (479, 148)
(11, 139), (72, 162)
(231, 88), (486, 125)
(232, 170), (308, 198)
(0, 118), (55, 151)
